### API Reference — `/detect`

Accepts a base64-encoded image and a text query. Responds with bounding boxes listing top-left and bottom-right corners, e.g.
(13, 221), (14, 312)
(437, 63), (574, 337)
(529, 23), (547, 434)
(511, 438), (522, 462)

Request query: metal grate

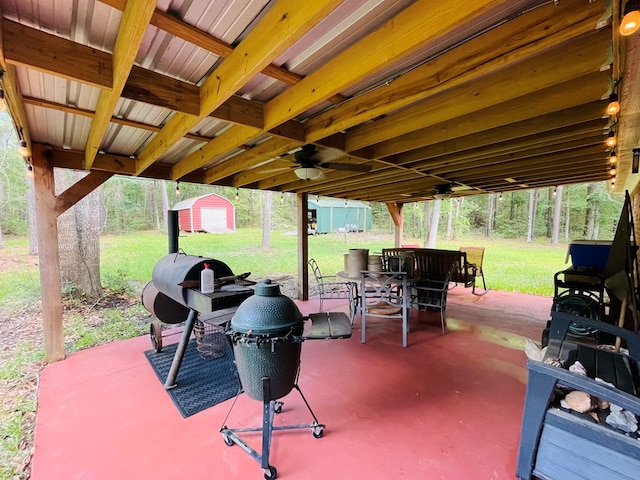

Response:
(193, 320), (227, 360)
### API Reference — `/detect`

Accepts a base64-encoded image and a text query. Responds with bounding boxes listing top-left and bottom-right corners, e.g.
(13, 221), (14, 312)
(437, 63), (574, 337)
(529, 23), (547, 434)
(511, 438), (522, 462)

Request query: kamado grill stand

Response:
(221, 279), (351, 480)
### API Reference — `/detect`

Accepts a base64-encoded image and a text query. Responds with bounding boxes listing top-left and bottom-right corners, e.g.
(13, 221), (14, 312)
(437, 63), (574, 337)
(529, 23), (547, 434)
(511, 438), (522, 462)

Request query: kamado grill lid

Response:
(231, 279), (303, 335)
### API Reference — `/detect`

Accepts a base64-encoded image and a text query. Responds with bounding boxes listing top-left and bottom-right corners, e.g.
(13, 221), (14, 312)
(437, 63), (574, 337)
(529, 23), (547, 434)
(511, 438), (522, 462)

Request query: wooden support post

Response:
(297, 192), (309, 301)
(31, 145), (114, 362)
(32, 147), (65, 362)
(386, 202), (404, 247)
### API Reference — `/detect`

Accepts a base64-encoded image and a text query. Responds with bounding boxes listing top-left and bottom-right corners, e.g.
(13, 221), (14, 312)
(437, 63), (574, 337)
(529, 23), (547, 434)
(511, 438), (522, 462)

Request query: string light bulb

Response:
(25, 162), (34, 178)
(609, 151), (618, 164)
(235, 188), (239, 201)
(552, 186), (557, 197)
(498, 192), (503, 201)
(606, 93), (620, 116)
(280, 192), (284, 203)
(17, 140), (29, 157)
(175, 182), (180, 196)
(606, 130), (617, 148)
(0, 90), (5, 112)
(610, 164), (617, 176)
(620, 0), (640, 36)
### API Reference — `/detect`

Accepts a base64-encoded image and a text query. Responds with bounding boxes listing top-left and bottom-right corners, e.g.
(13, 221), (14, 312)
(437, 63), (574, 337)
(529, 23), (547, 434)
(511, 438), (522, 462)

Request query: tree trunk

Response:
(56, 169), (103, 300)
(551, 186), (563, 244)
(26, 174), (39, 254)
(161, 179), (169, 231)
(261, 190), (272, 247)
(527, 190), (536, 242)
(564, 193), (571, 242)
(423, 202), (431, 246)
(486, 194), (495, 237)
(446, 199), (454, 240)
(584, 183), (596, 239)
(426, 199), (440, 248)
(546, 188), (554, 238)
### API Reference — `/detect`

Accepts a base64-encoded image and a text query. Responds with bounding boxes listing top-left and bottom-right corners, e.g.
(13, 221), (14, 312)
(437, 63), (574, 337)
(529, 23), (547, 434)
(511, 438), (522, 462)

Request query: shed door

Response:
(201, 207), (228, 232)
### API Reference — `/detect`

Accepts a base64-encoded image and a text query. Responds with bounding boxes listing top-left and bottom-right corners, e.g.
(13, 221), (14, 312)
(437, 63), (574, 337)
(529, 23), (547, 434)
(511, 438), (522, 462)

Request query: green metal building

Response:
(308, 198), (372, 234)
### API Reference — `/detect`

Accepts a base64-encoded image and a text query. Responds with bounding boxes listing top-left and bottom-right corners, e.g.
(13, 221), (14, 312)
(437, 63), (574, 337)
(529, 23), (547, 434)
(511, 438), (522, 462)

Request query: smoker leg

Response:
(163, 309), (197, 389)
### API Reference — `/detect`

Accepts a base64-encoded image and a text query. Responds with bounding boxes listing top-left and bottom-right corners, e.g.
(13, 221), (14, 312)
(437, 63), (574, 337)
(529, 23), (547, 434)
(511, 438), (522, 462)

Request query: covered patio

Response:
(30, 289), (551, 479)
(2, 0), (640, 365)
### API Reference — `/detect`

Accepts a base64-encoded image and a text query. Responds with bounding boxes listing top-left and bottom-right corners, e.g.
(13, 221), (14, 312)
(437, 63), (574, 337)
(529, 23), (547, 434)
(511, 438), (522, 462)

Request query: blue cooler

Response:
(566, 240), (612, 272)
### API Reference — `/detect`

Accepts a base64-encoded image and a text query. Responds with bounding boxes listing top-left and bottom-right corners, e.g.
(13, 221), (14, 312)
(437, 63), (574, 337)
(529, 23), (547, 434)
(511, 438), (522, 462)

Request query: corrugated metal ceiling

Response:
(1, 0), (636, 202)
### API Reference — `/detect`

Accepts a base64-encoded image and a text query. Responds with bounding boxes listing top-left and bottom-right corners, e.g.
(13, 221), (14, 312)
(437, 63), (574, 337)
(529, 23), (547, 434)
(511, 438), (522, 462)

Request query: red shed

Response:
(172, 193), (236, 233)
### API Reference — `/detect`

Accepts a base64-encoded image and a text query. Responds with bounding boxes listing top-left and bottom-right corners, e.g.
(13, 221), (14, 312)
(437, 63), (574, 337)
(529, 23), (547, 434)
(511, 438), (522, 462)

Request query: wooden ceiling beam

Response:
(22, 96), (213, 143)
(265, 0), (511, 130)
(123, 66), (200, 116)
(2, 19), (112, 89)
(203, 137), (301, 185)
(136, 0), (342, 176)
(85, 0), (157, 169)
(304, 0), (604, 144)
(392, 117), (605, 168)
(345, 29), (610, 153)
(99, 0), (347, 102)
(424, 135), (605, 175)
(449, 147), (606, 183)
(367, 72), (610, 160)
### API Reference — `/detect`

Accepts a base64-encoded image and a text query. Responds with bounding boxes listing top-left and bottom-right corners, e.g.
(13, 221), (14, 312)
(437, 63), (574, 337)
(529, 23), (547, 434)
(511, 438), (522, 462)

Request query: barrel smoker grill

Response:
(221, 279), (325, 480)
(142, 251), (253, 388)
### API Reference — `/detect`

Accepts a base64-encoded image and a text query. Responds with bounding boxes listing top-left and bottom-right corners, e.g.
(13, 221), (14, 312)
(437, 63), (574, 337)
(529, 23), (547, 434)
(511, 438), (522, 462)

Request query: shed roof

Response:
(172, 192), (231, 211)
(3, 0), (639, 203)
(309, 198), (368, 208)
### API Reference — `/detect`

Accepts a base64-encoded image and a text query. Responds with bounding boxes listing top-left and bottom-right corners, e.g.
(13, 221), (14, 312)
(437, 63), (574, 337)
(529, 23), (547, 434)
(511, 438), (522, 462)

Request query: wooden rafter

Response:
(85, 0), (157, 169)
(135, 0), (343, 175)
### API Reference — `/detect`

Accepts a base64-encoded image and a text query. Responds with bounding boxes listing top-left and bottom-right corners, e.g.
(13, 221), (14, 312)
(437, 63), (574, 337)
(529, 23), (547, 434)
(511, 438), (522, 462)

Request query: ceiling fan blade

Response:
(319, 162), (372, 172)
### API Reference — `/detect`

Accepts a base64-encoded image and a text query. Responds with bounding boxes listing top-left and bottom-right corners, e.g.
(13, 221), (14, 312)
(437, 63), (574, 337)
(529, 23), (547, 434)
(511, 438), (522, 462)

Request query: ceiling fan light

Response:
(620, 0), (640, 36)
(294, 167), (322, 180)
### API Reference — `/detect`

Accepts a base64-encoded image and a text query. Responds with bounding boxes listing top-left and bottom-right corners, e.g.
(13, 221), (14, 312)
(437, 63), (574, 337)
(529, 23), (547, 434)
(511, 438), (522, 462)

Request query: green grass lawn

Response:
(2, 228), (572, 309)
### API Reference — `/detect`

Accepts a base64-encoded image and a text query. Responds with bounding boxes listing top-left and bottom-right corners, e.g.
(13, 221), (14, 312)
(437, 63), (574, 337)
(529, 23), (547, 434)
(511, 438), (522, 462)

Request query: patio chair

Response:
(359, 270), (410, 347)
(308, 258), (356, 323)
(460, 246), (488, 295)
(411, 254), (458, 335)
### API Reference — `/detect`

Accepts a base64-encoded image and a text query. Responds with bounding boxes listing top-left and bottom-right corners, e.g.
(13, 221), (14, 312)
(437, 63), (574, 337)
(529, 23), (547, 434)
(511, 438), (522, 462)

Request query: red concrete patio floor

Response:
(30, 289), (552, 480)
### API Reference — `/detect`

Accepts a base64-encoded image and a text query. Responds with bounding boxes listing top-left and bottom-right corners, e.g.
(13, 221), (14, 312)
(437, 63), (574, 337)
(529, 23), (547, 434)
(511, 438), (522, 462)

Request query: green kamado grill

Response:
(221, 279), (325, 480)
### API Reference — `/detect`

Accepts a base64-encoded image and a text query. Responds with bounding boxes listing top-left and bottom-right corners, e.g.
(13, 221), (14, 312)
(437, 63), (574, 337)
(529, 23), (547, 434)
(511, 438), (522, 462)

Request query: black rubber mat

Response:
(144, 339), (240, 418)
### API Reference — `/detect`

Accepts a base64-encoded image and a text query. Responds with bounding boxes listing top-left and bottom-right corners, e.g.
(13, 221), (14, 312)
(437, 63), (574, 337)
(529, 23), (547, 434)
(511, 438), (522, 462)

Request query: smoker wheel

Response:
(274, 401), (283, 414)
(263, 465), (277, 479)
(150, 322), (163, 352)
(221, 432), (234, 447)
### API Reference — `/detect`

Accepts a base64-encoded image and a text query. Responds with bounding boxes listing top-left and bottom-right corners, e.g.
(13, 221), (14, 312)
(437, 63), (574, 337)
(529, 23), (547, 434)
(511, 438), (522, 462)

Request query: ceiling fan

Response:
(291, 144), (372, 180)
(433, 183), (474, 199)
